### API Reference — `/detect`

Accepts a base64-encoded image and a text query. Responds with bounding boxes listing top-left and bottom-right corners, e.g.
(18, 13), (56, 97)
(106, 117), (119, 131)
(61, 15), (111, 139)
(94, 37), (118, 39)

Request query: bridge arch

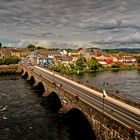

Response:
(29, 76), (35, 86)
(33, 82), (45, 97)
(66, 108), (96, 140)
(21, 69), (24, 74)
(22, 71), (28, 79)
(41, 91), (62, 112)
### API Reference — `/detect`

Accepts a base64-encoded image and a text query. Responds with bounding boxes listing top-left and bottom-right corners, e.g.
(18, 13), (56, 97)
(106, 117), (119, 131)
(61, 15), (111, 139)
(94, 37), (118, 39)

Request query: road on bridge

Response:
(28, 65), (140, 134)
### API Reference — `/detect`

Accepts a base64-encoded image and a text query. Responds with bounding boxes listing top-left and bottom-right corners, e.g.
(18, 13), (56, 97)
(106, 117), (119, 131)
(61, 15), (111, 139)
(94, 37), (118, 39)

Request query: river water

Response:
(69, 70), (140, 104)
(0, 75), (96, 140)
(0, 75), (70, 140)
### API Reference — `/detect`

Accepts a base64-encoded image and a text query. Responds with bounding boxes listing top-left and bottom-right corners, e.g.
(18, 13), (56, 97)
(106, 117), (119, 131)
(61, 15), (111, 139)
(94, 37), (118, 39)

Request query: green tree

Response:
(111, 63), (120, 68)
(0, 43), (2, 47)
(87, 58), (101, 71)
(0, 57), (20, 65)
(0, 59), (3, 64)
(48, 48), (59, 51)
(27, 44), (36, 51)
(37, 46), (45, 50)
(53, 64), (67, 73)
(75, 54), (85, 70)
(136, 57), (140, 63)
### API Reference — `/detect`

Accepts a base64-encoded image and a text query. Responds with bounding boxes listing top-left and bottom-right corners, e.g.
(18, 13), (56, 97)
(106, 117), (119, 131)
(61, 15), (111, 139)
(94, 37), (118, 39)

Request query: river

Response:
(0, 75), (70, 140)
(0, 74), (96, 140)
(69, 70), (140, 104)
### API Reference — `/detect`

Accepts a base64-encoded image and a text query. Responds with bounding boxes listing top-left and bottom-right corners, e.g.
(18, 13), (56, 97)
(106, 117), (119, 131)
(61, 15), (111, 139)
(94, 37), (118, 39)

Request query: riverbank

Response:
(50, 61), (140, 74)
(0, 64), (22, 75)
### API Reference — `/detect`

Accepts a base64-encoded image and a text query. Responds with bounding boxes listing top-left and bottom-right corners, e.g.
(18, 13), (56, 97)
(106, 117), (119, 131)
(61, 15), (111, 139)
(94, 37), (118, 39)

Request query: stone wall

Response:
(0, 64), (22, 74)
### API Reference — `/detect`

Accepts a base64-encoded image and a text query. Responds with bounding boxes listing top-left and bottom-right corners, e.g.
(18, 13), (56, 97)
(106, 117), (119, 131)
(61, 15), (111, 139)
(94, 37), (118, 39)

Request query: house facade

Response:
(0, 48), (11, 59)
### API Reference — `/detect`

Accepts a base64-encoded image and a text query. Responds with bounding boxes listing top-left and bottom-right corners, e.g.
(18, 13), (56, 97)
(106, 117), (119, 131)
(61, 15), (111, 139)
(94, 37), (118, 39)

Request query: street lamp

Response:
(102, 81), (108, 113)
(52, 70), (55, 83)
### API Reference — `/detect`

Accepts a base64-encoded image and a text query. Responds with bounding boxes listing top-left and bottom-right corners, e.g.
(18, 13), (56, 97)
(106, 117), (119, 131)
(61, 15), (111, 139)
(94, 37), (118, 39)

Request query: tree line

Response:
(0, 57), (20, 65)
(52, 54), (140, 74)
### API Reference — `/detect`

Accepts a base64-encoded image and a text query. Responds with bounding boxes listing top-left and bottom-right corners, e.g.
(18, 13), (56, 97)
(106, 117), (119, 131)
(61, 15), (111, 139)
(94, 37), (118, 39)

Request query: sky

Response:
(1, 0), (140, 49)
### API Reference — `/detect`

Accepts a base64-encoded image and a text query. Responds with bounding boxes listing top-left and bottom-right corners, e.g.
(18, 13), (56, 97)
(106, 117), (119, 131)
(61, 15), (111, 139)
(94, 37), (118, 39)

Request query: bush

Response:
(87, 58), (102, 71)
(0, 57), (20, 65)
(136, 57), (140, 63)
(111, 63), (120, 68)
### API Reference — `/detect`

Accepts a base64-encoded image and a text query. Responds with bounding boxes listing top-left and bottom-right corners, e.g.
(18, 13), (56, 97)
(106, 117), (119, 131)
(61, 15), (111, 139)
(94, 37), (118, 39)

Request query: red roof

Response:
(96, 58), (113, 64)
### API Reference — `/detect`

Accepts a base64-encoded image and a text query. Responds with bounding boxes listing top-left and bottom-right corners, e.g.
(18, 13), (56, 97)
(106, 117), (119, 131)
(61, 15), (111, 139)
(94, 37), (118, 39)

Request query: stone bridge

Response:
(20, 65), (140, 140)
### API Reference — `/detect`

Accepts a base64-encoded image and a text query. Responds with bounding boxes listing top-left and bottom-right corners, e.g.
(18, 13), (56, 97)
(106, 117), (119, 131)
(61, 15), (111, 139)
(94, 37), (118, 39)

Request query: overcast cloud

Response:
(0, 0), (140, 48)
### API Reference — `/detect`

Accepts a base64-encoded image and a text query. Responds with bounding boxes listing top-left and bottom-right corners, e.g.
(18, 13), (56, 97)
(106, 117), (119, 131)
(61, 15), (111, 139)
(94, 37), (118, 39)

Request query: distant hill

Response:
(102, 48), (140, 53)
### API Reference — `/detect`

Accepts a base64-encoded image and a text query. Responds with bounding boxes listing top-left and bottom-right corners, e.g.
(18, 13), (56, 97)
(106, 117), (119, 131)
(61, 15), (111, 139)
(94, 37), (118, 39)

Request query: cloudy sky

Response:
(1, 0), (140, 49)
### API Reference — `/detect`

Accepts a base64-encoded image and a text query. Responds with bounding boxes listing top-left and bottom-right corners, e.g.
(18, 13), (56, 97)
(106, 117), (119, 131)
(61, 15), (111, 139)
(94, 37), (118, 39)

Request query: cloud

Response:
(1, 0), (140, 48)
(93, 32), (140, 46)
(35, 40), (100, 49)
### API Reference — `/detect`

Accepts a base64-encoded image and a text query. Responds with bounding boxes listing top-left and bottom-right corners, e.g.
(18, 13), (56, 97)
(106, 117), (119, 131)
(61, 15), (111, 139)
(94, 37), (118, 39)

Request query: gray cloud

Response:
(1, 0), (140, 48)
(93, 32), (140, 49)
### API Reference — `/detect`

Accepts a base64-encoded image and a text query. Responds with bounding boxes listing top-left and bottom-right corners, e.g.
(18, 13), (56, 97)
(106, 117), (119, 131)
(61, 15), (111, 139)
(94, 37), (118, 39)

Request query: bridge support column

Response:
(21, 71), (26, 76)
(26, 77), (30, 80)
(33, 81), (38, 87)
(42, 87), (49, 96)
(26, 76), (31, 81)
(42, 92), (48, 96)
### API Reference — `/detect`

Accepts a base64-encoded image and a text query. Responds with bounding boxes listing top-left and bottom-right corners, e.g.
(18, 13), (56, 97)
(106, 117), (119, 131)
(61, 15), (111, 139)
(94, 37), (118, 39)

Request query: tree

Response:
(87, 58), (101, 71)
(0, 59), (3, 64)
(0, 43), (2, 47)
(53, 64), (67, 73)
(0, 57), (20, 65)
(27, 44), (36, 51)
(111, 63), (120, 68)
(136, 57), (140, 63)
(75, 54), (85, 70)
(36, 46), (45, 50)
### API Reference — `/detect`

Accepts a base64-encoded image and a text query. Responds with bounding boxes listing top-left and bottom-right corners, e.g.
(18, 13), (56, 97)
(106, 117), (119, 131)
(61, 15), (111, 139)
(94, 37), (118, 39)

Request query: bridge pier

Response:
(33, 81), (39, 87)
(21, 71), (26, 76)
(26, 75), (31, 81)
